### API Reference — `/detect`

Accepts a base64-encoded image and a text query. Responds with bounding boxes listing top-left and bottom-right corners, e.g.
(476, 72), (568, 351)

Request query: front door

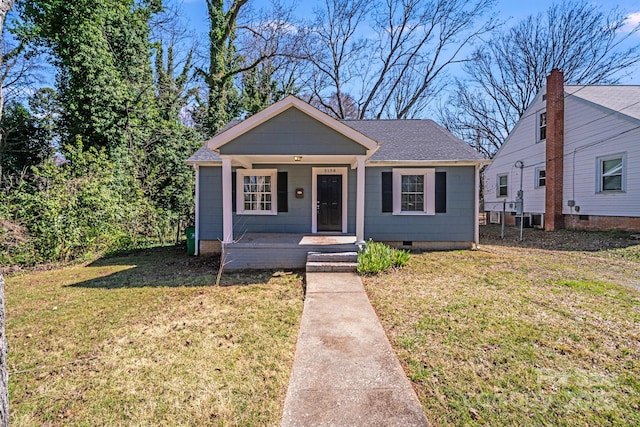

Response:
(317, 175), (342, 231)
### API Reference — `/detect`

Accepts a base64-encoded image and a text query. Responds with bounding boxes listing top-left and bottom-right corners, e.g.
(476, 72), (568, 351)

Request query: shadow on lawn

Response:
(66, 245), (282, 289)
(480, 224), (640, 252)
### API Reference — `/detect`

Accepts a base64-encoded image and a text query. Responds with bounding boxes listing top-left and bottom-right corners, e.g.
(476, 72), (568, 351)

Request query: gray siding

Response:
(199, 166), (223, 240)
(219, 108), (367, 156)
(198, 164), (356, 238)
(200, 164), (475, 242)
(364, 166), (475, 242)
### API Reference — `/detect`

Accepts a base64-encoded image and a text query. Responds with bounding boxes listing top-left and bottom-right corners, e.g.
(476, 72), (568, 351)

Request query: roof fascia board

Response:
(185, 160), (222, 166)
(367, 160), (491, 167)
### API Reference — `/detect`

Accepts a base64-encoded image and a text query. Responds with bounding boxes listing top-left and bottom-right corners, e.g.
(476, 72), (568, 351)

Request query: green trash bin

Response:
(186, 226), (196, 255)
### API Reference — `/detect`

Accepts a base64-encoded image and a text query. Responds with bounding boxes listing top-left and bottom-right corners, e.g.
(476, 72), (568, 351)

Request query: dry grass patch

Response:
(5, 246), (304, 426)
(364, 226), (640, 426)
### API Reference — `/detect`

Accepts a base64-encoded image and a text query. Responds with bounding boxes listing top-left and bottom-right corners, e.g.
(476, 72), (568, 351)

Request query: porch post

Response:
(474, 164), (480, 249)
(221, 156), (233, 243)
(356, 155), (366, 243)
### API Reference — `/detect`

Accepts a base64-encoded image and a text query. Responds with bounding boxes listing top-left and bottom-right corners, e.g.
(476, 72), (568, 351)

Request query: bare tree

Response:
(0, 0), (15, 421)
(301, 0), (497, 119)
(442, 0), (640, 157)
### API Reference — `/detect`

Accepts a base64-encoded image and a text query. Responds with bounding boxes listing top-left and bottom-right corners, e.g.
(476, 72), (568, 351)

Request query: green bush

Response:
(357, 240), (410, 275)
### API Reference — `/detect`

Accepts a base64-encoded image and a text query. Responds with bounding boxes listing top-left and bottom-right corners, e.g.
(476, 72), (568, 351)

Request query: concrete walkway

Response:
(282, 272), (429, 426)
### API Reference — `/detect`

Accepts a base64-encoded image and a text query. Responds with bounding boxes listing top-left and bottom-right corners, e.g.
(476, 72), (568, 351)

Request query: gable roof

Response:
(186, 96), (487, 165)
(344, 119), (485, 162)
(204, 95), (379, 153)
(565, 85), (640, 121)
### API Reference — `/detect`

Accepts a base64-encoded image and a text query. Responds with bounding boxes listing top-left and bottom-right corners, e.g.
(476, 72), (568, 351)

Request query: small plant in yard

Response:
(357, 240), (410, 275)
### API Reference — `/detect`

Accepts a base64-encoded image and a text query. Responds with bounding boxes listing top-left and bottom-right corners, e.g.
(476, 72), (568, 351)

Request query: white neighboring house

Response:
(484, 69), (640, 231)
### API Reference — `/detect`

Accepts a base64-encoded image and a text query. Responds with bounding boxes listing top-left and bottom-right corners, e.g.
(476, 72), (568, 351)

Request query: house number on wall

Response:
(324, 168), (337, 173)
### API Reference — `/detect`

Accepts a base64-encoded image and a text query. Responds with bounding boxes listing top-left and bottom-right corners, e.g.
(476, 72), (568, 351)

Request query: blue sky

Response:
(174, 0), (640, 83)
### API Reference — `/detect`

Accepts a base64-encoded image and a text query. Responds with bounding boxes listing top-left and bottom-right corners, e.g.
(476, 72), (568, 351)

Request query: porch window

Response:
(597, 154), (625, 192)
(392, 168), (435, 215)
(236, 169), (278, 214)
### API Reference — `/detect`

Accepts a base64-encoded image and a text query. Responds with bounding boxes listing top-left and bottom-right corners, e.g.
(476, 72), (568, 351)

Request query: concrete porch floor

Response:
(235, 233), (358, 246)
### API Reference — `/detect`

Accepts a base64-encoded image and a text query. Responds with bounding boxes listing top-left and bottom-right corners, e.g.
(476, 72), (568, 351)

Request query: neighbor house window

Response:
(236, 169), (277, 214)
(497, 174), (508, 197)
(535, 168), (546, 188)
(538, 111), (547, 141)
(597, 154), (625, 192)
(392, 168), (435, 215)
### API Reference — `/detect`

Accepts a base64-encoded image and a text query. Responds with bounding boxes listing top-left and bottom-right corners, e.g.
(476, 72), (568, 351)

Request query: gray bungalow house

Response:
(186, 95), (488, 269)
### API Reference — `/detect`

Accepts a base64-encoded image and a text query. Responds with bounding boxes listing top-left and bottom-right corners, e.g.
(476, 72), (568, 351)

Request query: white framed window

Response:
(535, 167), (546, 188)
(392, 168), (435, 215)
(236, 169), (278, 214)
(538, 111), (547, 141)
(489, 211), (501, 224)
(597, 154), (625, 193)
(497, 174), (508, 197)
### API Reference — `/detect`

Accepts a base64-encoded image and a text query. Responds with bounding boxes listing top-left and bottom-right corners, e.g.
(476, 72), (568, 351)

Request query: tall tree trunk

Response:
(0, 2), (16, 422)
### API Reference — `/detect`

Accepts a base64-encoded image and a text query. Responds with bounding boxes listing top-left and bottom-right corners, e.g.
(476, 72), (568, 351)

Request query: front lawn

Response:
(5, 246), (304, 426)
(364, 226), (640, 426)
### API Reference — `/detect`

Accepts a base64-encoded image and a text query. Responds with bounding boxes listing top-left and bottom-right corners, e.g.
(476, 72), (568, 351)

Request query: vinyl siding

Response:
(365, 166), (475, 242)
(219, 108), (367, 156)
(485, 90), (640, 218)
(199, 166), (223, 240)
(562, 97), (640, 217)
(483, 93), (547, 215)
(199, 164), (357, 237)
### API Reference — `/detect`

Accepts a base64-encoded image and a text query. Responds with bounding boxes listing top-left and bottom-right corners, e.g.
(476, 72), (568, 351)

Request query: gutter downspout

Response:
(474, 163), (480, 249)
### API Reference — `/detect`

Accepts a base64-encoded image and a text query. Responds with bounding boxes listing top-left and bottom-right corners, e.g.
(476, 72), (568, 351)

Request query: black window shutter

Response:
(231, 171), (237, 212)
(435, 171), (446, 213)
(382, 172), (393, 212)
(277, 171), (288, 212)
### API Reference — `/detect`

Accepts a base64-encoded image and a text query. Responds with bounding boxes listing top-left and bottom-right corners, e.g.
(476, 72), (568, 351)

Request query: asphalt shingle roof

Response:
(186, 146), (221, 163)
(186, 116), (485, 163)
(343, 119), (485, 162)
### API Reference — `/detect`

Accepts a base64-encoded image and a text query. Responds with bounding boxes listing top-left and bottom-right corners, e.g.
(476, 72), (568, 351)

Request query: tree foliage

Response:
(441, 0), (640, 157)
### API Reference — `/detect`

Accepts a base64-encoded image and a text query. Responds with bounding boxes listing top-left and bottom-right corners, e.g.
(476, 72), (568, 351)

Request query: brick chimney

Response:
(544, 68), (565, 231)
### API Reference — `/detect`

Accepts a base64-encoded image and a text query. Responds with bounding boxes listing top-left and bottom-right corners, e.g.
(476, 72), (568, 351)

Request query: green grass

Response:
(364, 227), (640, 426)
(5, 246), (304, 426)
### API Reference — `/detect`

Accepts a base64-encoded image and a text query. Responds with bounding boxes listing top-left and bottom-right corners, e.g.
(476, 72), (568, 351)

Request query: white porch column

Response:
(474, 164), (480, 249)
(356, 155), (366, 243)
(221, 156), (233, 243)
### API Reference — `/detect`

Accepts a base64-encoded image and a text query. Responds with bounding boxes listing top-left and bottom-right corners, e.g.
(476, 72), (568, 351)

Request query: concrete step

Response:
(307, 251), (358, 263)
(305, 261), (358, 273)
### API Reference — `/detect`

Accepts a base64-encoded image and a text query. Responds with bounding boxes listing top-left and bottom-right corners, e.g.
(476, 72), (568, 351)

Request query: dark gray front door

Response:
(317, 175), (342, 231)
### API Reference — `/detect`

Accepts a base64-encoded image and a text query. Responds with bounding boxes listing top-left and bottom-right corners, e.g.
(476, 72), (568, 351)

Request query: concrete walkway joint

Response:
(282, 272), (429, 426)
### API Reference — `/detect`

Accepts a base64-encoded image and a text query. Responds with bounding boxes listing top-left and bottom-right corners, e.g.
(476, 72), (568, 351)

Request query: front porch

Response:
(221, 233), (361, 270)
